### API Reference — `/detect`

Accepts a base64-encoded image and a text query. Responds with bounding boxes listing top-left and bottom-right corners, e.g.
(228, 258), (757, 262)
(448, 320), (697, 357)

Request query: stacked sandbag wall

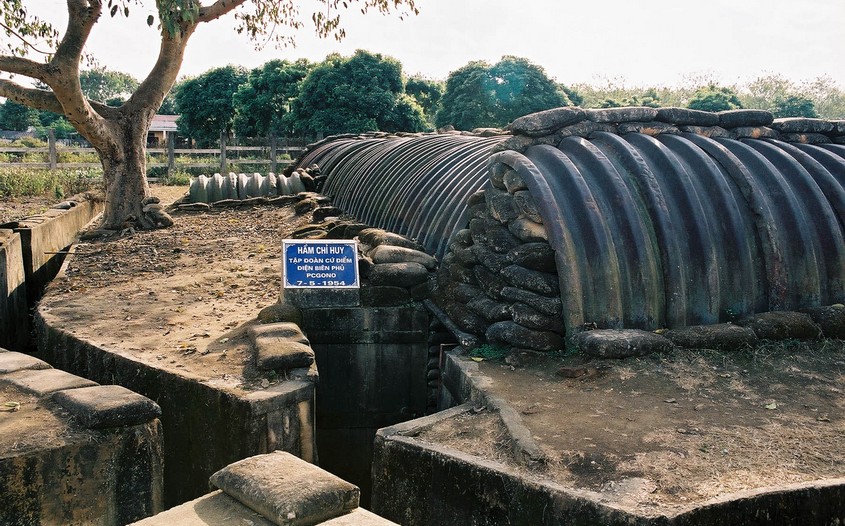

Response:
(187, 166), (325, 204)
(434, 107), (845, 352)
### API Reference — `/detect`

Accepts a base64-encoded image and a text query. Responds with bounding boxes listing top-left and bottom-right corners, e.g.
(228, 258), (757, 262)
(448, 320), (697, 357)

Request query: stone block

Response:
(506, 242), (556, 273)
(503, 169), (527, 193)
(53, 384), (162, 429)
(485, 186), (519, 223)
(368, 245), (437, 270)
(466, 296), (512, 322)
(801, 305), (845, 339)
(780, 133), (831, 144)
(321, 508), (399, 525)
(771, 118), (835, 134)
(357, 228), (424, 251)
(738, 311), (822, 340)
(663, 323), (758, 351)
(513, 190), (543, 223)
(585, 107), (659, 123)
(368, 262), (430, 288)
(500, 287), (562, 316)
(732, 126), (780, 139)
(509, 303), (564, 333)
(470, 244), (509, 273)
(617, 121), (680, 136)
(3, 367), (97, 396)
(655, 107), (720, 126)
(574, 329), (674, 359)
(556, 121), (617, 139)
(718, 109), (774, 128)
(210, 451), (359, 526)
(486, 321), (563, 352)
(501, 265), (559, 295)
(508, 217), (548, 242)
(250, 323), (314, 370)
(0, 351), (50, 374)
(257, 303), (303, 325)
(506, 107), (585, 137)
(679, 125), (735, 139)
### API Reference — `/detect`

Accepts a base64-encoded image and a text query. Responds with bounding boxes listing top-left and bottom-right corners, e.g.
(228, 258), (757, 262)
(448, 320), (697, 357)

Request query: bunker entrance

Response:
(300, 303), (438, 506)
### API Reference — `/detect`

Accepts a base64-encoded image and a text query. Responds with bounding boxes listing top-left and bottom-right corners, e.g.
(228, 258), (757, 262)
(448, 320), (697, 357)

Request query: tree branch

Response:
(197, 0), (248, 24)
(0, 80), (64, 114)
(0, 54), (48, 80)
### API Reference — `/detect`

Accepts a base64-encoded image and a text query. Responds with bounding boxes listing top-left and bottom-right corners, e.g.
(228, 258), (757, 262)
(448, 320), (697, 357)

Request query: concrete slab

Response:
(0, 350), (51, 374)
(3, 367), (97, 396)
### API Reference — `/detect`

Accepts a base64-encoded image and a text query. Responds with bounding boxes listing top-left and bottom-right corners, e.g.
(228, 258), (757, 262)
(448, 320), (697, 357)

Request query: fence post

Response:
(48, 129), (57, 170)
(166, 131), (175, 176)
(269, 134), (278, 174)
(219, 131), (227, 174)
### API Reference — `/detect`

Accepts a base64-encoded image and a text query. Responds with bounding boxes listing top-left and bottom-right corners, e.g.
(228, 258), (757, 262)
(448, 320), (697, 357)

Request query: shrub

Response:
(0, 167), (101, 198)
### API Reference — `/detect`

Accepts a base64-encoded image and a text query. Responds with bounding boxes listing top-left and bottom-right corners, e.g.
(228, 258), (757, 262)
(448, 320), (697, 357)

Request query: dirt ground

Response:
(36, 185), (315, 392)
(421, 343), (845, 515)
(0, 195), (55, 225)
(18, 186), (845, 515)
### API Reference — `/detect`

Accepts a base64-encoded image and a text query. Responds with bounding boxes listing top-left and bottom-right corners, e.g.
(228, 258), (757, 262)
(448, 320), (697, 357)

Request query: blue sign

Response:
(283, 240), (359, 288)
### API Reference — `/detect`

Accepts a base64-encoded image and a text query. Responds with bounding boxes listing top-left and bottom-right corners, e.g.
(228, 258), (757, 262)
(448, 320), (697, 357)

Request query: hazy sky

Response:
(31, 0), (845, 89)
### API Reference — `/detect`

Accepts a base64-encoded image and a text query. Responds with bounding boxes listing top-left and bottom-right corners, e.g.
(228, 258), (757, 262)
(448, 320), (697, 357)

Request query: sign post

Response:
(282, 240), (359, 289)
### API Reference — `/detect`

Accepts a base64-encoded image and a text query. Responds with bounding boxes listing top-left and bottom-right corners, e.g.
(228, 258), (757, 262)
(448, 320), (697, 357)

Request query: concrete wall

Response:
(0, 349), (163, 525)
(13, 198), (103, 303)
(0, 196), (102, 351)
(0, 229), (27, 350)
(299, 304), (429, 506)
(35, 317), (317, 507)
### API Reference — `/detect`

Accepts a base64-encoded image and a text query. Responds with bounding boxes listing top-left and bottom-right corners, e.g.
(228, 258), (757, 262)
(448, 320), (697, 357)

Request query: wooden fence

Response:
(0, 130), (307, 174)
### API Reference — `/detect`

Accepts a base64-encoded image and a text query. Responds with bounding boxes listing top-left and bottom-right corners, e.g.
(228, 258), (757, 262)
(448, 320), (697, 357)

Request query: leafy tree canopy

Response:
(174, 65), (248, 147)
(771, 95), (818, 118)
(404, 75), (443, 125)
(435, 56), (569, 130)
(233, 58), (312, 138)
(0, 100), (40, 130)
(79, 66), (140, 105)
(687, 84), (743, 112)
(288, 49), (427, 135)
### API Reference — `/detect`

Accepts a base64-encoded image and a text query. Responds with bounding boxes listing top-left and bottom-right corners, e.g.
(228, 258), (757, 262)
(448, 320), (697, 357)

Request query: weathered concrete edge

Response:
(373, 432), (656, 525)
(0, 229), (28, 350)
(440, 350), (547, 465)
(35, 308), (317, 505)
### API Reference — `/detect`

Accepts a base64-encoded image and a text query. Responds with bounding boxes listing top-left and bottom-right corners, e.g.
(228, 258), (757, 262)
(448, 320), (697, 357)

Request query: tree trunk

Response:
(98, 121), (172, 231)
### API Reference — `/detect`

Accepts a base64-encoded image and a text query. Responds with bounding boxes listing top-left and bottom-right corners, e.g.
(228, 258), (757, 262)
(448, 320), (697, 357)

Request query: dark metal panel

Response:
(297, 135), (506, 257)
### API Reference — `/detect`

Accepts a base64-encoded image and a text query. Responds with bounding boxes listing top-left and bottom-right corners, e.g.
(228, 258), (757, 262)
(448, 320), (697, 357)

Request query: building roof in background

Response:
(150, 115), (178, 133)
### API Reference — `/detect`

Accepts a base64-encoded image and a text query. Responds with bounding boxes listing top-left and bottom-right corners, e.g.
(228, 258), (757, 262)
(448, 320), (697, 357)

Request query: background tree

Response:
(174, 65), (247, 147)
(771, 95), (818, 118)
(0, 0), (419, 231)
(687, 85), (743, 112)
(0, 100), (40, 130)
(79, 66), (140, 105)
(233, 59), (311, 138)
(488, 56), (569, 124)
(287, 50), (427, 135)
(435, 57), (568, 130)
(434, 60), (497, 130)
(404, 75), (443, 126)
